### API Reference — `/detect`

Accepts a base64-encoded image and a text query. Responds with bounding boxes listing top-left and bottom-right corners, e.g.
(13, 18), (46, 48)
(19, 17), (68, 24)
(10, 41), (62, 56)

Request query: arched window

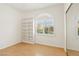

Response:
(34, 13), (54, 35)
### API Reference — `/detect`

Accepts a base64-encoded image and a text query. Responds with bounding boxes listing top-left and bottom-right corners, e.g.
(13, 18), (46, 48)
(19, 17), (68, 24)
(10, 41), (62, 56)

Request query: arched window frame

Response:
(33, 13), (55, 35)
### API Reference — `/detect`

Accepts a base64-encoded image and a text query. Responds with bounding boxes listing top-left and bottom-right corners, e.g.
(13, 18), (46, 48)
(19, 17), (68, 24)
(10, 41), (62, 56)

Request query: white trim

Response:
(35, 41), (64, 49)
(22, 41), (34, 44)
(64, 3), (71, 13)
(64, 3), (72, 52)
(64, 12), (67, 52)
(22, 40), (64, 49)
(33, 13), (55, 44)
(0, 41), (21, 49)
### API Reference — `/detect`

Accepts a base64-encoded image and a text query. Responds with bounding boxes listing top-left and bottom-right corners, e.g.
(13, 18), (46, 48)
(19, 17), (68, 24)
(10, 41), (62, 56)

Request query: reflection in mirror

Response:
(66, 3), (79, 56)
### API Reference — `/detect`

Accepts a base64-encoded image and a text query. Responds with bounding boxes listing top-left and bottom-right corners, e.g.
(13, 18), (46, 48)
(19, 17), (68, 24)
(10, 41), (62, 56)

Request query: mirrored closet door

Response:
(66, 3), (79, 56)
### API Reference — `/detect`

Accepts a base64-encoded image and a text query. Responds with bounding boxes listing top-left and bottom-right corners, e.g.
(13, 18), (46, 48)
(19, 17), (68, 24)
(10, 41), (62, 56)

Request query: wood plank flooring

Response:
(0, 43), (66, 56)
(67, 49), (79, 56)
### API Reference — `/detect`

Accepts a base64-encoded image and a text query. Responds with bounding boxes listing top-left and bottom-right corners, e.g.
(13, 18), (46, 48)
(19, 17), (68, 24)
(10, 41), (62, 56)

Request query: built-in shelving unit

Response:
(21, 18), (33, 42)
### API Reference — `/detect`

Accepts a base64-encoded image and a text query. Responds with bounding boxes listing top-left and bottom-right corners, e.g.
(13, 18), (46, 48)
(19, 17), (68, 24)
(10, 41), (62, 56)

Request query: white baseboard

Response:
(35, 42), (64, 49)
(23, 41), (64, 49)
(22, 40), (34, 44)
(67, 48), (79, 52)
(0, 41), (21, 49)
(0, 40), (64, 50)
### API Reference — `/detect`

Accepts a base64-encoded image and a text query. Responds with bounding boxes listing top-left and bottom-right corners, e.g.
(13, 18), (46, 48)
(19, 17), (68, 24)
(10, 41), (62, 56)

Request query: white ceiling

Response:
(6, 3), (61, 12)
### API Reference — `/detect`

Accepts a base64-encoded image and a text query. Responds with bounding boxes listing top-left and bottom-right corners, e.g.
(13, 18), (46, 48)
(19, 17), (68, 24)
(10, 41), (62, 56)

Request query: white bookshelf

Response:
(21, 18), (33, 42)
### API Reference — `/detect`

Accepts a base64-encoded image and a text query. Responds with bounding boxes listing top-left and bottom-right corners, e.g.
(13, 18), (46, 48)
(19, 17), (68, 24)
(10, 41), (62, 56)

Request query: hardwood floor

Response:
(0, 43), (66, 56)
(67, 49), (79, 56)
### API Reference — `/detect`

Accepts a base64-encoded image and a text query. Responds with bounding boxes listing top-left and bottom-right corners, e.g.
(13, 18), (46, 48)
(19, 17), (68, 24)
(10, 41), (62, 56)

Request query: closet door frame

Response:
(65, 3), (72, 56)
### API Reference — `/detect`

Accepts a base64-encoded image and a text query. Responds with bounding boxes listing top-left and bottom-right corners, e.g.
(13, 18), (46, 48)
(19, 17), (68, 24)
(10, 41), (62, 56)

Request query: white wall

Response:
(67, 4), (79, 51)
(22, 4), (64, 48)
(0, 4), (65, 49)
(0, 4), (22, 49)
